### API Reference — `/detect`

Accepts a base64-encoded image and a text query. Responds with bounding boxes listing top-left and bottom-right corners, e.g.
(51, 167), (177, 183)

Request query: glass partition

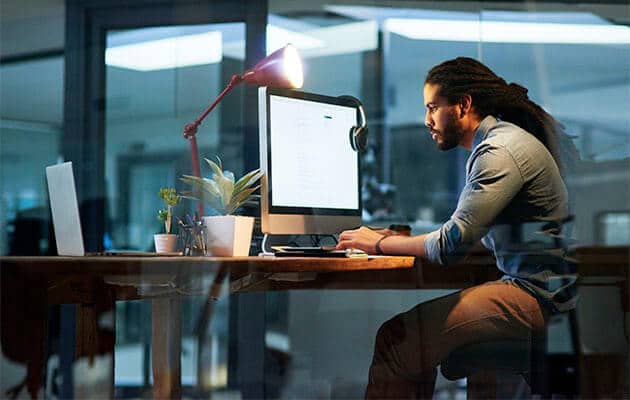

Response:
(1, 1), (628, 399)
(104, 22), (245, 395)
(266, 1), (629, 398)
(105, 23), (246, 251)
(0, 57), (64, 256)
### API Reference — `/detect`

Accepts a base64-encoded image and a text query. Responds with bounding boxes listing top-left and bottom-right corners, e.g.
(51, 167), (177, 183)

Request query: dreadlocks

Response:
(425, 57), (577, 172)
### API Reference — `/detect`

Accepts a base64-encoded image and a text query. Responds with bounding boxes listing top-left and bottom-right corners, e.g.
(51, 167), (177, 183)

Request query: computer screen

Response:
(259, 87), (362, 234)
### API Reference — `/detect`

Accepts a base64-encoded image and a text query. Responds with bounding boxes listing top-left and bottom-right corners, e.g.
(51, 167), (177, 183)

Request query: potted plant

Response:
(154, 187), (181, 253)
(180, 157), (262, 256)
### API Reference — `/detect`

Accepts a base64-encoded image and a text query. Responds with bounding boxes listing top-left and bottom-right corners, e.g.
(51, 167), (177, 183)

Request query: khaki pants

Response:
(365, 280), (547, 399)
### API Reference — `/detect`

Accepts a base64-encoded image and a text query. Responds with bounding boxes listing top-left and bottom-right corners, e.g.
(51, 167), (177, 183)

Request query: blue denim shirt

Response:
(424, 115), (578, 313)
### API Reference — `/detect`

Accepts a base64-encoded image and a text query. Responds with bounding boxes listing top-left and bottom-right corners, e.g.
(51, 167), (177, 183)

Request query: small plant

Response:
(180, 157), (263, 215)
(157, 187), (181, 233)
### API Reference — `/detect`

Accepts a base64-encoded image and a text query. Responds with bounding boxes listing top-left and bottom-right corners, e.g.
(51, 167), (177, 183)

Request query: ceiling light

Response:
(105, 31), (222, 71)
(384, 18), (630, 45)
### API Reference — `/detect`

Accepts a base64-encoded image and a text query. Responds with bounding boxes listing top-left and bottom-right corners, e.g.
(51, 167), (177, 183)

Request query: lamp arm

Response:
(182, 74), (243, 216)
(183, 74), (243, 143)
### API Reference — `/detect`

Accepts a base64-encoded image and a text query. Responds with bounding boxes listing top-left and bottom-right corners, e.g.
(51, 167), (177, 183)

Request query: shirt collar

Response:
(472, 115), (498, 151)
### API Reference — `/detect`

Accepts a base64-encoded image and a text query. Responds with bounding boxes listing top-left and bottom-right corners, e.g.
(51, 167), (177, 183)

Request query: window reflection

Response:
(105, 23), (245, 394)
(105, 23), (245, 251)
(0, 57), (63, 256)
(265, 2), (629, 397)
(1, 1), (628, 398)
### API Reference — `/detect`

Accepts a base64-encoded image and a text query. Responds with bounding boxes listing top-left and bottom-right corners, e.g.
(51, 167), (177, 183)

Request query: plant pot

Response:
(154, 233), (177, 253)
(202, 215), (254, 256)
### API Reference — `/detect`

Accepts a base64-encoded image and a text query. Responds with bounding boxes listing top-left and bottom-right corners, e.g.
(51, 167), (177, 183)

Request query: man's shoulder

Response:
(485, 120), (526, 142)
(472, 119), (555, 177)
(481, 120), (545, 152)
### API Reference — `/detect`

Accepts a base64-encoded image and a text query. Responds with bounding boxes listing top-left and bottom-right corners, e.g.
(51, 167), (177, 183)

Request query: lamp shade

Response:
(241, 44), (303, 89)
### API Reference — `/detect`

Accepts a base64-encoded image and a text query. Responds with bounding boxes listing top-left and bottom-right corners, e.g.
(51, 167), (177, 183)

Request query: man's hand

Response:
(337, 225), (426, 257)
(336, 226), (386, 254)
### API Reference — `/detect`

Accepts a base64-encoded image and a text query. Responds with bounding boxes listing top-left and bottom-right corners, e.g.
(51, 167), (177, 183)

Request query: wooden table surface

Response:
(0, 254), (415, 274)
(3, 245), (625, 278)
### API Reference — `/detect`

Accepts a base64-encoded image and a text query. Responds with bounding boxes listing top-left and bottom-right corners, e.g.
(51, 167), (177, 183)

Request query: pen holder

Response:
(180, 224), (207, 256)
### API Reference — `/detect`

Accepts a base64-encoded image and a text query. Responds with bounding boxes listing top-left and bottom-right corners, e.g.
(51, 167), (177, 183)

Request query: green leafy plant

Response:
(157, 187), (181, 233)
(180, 157), (263, 215)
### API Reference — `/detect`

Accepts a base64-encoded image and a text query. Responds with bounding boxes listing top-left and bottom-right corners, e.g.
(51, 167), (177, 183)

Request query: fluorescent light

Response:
(483, 21), (630, 44)
(385, 19), (478, 42)
(298, 20), (378, 58)
(221, 24), (323, 61)
(222, 21), (377, 60)
(385, 18), (630, 44)
(266, 25), (324, 54)
(106, 31), (222, 71)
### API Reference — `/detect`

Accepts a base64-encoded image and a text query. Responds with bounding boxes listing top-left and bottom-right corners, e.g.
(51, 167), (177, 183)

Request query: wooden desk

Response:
(1, 255), (417, 399)
(1, 247), (627, 398)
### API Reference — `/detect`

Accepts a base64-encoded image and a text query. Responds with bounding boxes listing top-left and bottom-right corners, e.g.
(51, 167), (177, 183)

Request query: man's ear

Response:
(459, 94), (473, 118)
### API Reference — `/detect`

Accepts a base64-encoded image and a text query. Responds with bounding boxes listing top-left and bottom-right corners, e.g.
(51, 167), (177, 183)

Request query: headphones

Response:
(338, 95), (368, 152)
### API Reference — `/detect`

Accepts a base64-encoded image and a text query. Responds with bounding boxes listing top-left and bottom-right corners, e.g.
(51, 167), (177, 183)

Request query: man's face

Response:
(423, 83), (464, 151)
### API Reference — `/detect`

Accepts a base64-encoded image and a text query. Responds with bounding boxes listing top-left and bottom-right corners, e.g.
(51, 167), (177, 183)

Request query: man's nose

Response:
(424, 112), (432, 128)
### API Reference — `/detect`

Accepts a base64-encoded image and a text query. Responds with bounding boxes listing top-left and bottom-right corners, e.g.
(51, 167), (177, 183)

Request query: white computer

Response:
(258, 87), (362, 236)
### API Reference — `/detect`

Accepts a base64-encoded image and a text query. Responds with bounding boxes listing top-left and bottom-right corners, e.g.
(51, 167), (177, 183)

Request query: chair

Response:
(441, 310), (581, 399)
(440, 330), (550, 399)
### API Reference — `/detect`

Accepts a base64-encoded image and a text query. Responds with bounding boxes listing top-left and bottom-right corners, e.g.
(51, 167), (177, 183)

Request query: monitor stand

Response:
(260, 233), (338, 255)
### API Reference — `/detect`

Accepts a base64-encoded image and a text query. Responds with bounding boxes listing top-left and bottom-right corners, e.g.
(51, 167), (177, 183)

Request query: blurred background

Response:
(1, 0), (628, 398)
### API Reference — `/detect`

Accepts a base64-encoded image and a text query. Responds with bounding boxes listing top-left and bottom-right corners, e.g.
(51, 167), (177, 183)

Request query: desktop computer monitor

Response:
(258, 87), (362, 234)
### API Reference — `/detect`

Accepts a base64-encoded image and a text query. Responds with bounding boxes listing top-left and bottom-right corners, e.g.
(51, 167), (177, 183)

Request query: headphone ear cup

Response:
(350, 126), (367, 151)
(355, 126), (368, 151)
(339, 95), (368, 152)
(349, 127), (358, 151)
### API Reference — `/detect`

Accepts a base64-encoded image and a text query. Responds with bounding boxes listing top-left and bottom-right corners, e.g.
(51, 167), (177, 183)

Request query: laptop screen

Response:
(46, 162), (85, 256)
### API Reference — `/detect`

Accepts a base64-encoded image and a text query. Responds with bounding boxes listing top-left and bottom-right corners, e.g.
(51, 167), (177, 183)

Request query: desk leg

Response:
(152, 296), (182, 399)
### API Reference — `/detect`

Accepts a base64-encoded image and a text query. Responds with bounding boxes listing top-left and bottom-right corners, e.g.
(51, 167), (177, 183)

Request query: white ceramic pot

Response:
(201, 215), (254, 256)
(154, 233), (177, 253)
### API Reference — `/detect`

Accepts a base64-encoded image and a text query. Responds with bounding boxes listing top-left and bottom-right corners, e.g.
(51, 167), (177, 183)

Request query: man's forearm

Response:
(378, 234), (426, 257)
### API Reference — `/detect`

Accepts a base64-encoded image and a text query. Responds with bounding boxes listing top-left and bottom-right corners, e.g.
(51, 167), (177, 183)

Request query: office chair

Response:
(440, 309), (580, 399)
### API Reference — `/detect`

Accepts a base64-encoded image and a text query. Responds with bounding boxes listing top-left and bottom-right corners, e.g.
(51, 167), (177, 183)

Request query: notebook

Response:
(45, 162), (178, 256)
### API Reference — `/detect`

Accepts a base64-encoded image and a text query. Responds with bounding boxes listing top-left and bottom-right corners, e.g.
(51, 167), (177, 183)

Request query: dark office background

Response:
(1, 0), (628, 398)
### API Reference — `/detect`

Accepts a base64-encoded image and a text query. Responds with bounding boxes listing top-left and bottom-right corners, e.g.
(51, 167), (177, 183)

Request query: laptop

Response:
(45, 162), (177, 256)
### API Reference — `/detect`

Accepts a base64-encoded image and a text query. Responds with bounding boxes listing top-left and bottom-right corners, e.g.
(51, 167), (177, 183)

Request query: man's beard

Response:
(432, 110), (463, 151)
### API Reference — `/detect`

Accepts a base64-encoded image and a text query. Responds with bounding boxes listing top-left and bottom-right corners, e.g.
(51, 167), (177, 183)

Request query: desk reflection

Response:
(1, 251), (627, 399)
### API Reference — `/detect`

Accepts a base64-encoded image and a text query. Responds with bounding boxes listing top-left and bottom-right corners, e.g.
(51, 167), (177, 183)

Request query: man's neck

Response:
(461, 118), (482, 150)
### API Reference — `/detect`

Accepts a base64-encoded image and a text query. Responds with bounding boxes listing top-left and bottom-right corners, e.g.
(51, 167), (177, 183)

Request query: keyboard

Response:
(271, 246), (366, 258)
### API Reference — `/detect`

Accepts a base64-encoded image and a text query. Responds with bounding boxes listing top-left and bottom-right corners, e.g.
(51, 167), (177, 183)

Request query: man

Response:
(336, 57), (577, 398)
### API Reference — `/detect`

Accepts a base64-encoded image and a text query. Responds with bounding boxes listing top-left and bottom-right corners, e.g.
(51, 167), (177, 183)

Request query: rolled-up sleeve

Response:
(424, 143), (524, 265)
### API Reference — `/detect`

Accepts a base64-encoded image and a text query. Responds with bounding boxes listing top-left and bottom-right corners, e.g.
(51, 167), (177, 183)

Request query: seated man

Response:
(336, 57), (577, 398)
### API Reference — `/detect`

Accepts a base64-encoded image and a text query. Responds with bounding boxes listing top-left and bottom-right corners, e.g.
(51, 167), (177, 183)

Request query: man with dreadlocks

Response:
(336, 57), (578, 398)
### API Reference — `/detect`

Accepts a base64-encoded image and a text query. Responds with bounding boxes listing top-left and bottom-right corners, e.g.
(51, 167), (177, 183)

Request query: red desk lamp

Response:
(183, 44), (303, 215)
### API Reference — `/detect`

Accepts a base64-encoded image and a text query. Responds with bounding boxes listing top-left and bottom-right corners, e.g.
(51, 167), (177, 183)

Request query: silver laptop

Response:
(46, 162), (86, 256)
(45, 162), (174, 256)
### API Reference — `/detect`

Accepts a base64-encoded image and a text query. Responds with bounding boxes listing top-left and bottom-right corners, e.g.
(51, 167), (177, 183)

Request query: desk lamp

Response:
(183, 44), (304, 215)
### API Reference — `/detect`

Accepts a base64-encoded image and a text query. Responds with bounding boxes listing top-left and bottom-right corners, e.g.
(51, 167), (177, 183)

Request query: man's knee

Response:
(374, 314), (408, 351)
(372, 314), (422, 375)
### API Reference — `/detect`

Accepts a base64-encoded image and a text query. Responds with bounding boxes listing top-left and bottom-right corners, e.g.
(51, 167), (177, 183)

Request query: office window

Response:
(269, 1), (629, 242)
(478, 10), (630, 244)
(266, 1), (629, 398)
(598, 211), (630, 245)
(0, 57), (64, 256)
(105, 23), (246, 251)
(104, 23), (245, 392)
